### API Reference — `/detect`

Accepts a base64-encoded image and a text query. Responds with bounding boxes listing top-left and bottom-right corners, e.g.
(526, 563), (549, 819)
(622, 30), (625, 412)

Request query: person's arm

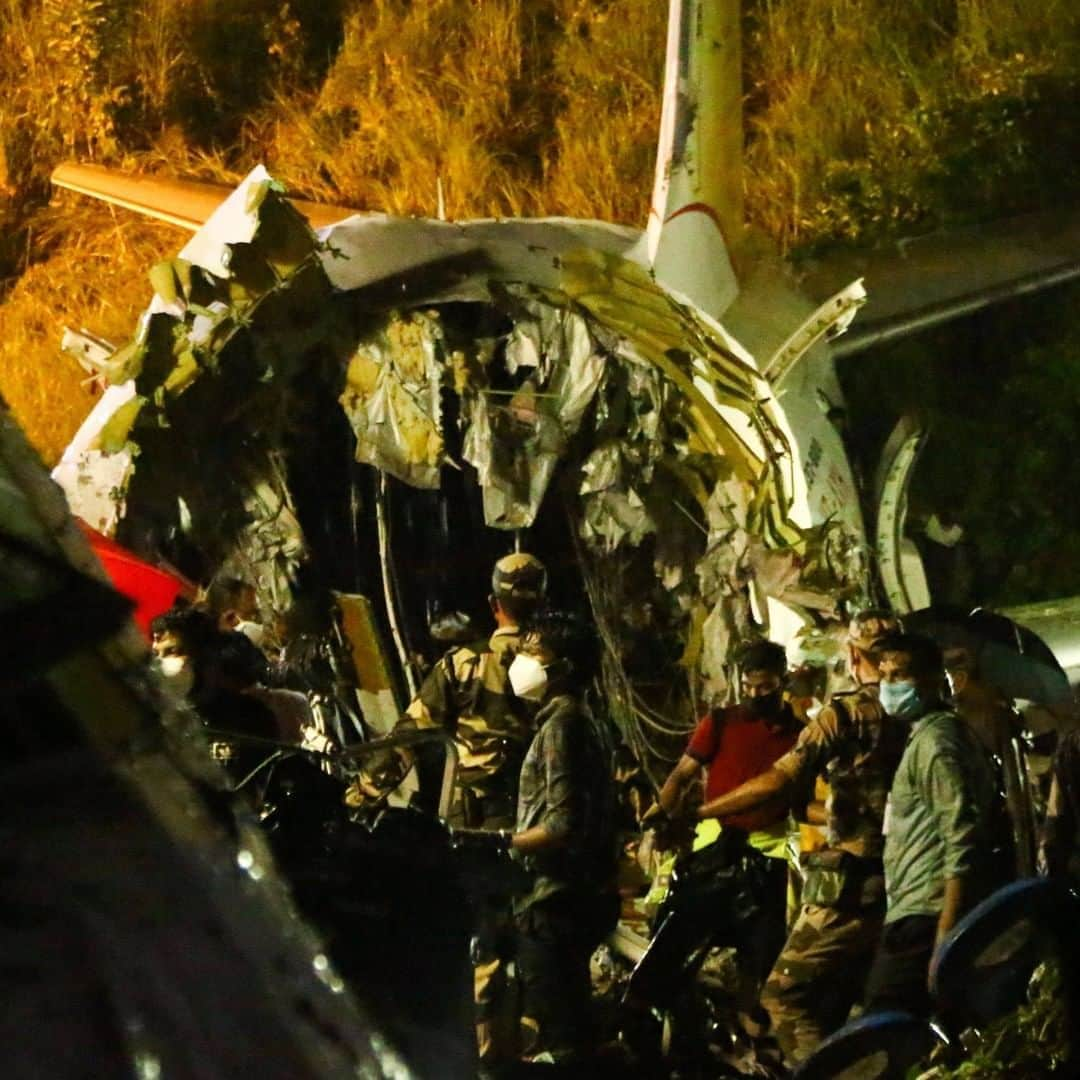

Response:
(697, 708), (832, 822)
(351, 653), (458, 801)
(922, 733), (984, 949)
(696, 766), (790, 821)
(510, 824), (558, 854)
(658, 754), (703, 815)
(1040, 772), (1071, 877)
(1041, 735), (1079, 877)
(402, 651), (456, 731)
(936, 876), (967, 945)
(511, 717), (577, 854)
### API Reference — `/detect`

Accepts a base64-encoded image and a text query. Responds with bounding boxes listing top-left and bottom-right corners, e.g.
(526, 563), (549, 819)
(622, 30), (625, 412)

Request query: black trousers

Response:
(863, 914), (938, 1017)
(748, 855), (790, 993)
(515, 890), (619, 1059)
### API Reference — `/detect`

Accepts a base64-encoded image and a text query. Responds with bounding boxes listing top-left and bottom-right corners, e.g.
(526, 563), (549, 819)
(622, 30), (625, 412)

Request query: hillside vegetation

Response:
(2, 0), (1080, 463)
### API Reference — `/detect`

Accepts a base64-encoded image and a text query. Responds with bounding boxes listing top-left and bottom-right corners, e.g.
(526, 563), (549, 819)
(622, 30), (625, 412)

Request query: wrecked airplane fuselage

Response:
(54, 167), (866, 782)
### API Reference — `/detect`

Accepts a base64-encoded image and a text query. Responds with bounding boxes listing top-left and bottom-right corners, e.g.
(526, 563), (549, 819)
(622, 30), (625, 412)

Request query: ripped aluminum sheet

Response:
(340, 311), (447, 489)
(46, 164), (868, 754)
(577, 348), (670, 550)
(462, 299), (605, 529)
(218, 453), (307, 613)
(578, 441), (654, 549)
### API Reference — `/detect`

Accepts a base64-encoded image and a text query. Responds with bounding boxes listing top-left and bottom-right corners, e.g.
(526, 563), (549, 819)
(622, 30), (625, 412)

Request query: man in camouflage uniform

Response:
(348, 552), (546, 1068)
(693, 610), (905, 1066)
(350, 552), (547, 821)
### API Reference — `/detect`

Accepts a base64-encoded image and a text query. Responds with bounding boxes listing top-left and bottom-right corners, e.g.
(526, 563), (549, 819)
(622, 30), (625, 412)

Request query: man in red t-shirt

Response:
(658, 640), (799, 828)
(654, 639), (800, 988)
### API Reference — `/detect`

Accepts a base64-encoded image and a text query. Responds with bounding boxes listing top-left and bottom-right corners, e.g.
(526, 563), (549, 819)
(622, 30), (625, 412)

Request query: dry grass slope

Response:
(0, 0), (666, 462)
(744, 0), (1080, 250)
(0, 202), (178, 462)
(2, 0), (1080, 461)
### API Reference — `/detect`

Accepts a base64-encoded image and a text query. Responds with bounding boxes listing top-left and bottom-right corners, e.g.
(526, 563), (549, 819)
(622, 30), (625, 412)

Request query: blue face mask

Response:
(879, 679), (923, 718)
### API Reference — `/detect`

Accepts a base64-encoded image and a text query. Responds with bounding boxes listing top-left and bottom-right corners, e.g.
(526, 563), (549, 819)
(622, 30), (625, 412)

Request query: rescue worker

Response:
(347, 552), (547, 1068)
(206, 576), (266, 646)
(350, 552), (547, 820)
(686, 609), (903, 1066)
(150, 606), (218, 700)
(944, 645), (1033, 879)
(194, 630), (284, 784)
(653, 639), (801, 994)
(504, 611), (618, 1063)
(864, 632), (996, 1017)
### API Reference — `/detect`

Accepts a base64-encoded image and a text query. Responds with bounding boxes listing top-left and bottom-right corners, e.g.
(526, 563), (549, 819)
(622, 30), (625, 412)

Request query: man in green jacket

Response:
(863, 632), (996, 1016)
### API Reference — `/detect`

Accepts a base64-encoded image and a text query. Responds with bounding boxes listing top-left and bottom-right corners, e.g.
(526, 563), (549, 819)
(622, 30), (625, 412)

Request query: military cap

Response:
(847, 608), (901, 653)
(491, 552), (547, 599)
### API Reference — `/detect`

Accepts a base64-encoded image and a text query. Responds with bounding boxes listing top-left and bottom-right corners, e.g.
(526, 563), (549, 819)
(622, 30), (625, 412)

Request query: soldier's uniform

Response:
(400, 624), (532, 827)
(353, 553), (547, 822)
(354, 553), (546, 1066)
(760, 685), (909, 1065)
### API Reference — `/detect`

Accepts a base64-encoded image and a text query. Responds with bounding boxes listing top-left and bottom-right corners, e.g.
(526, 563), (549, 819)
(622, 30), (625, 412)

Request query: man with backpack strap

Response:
(654, 639), (802, 992)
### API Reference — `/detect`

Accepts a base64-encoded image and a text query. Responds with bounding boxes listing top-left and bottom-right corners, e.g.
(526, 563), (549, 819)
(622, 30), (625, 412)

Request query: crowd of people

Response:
(149, 554), (1080, 1074)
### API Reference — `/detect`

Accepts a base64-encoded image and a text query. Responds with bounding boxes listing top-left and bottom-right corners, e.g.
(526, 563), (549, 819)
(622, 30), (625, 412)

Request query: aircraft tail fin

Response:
(644, 0), (741, 321)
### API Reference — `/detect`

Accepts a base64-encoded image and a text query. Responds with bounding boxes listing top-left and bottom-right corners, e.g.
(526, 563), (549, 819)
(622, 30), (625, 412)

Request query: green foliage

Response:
(916, 961), (1069, 1078)
(839, 279), (1080, 607)
(744, 0), (1080, 253)
(0, 0), (132, 188)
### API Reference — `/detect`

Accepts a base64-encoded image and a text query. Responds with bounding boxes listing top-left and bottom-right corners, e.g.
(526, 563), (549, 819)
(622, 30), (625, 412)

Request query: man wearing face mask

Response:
(657, 640), (799, 836)
(151, 606), (218, 701)
(347, 552), (547, 1069)
(682, 611), (904, 1064)
(654, 639), (800, 993)
(863, 632), (995, 1017)
(502, 611), (618, 1063)
(207, 576), (268, 649)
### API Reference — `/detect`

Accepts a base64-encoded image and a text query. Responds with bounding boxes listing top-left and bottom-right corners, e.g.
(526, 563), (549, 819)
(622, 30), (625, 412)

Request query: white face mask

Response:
(157, 655), (195, 698)
(234, 620), (266, 647)
(159, 655), (186, 677)
(509, 653), (548, 702)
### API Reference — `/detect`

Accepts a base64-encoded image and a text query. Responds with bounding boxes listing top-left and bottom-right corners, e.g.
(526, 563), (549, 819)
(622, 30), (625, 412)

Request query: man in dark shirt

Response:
(502, 611), (617, 1063)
